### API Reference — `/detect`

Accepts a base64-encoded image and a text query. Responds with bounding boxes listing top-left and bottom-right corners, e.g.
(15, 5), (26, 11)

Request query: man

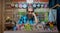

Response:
(17, 7), (38, 30)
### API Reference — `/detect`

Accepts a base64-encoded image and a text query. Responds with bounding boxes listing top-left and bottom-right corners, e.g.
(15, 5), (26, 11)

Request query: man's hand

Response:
(52, 4), (60, 8)
(56, 4), (60, 6)
(32, 13), (36, 16)
(32, 13), (38, 25)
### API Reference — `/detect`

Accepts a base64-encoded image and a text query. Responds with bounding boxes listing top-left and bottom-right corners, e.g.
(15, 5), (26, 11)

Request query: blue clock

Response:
(33, 3), (37, 9)
(37, 3), (41, 8)
(22, 3), (27, 9)
(33, 4), (36, 7)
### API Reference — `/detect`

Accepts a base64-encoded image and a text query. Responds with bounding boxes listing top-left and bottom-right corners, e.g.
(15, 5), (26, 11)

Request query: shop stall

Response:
(3, 0), (58, 32)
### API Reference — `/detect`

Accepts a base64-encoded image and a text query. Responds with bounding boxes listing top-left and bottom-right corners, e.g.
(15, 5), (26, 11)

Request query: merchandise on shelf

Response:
(49, 22), (54, 30)
(24, 24), (32, 31)
(15, 3), (19, 8)
(19, 3), (23, 8)
(44, 4), (48, 8)
(41, 4), (44, 8)
(36, 3), (41, 8)
(11, 3), (15, 8)
(33, 3), (37, 9)
(22, 3), (28, 9)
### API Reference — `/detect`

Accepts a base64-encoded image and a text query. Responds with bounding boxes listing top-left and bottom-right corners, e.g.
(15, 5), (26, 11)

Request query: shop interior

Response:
(0, 0), (58, 33)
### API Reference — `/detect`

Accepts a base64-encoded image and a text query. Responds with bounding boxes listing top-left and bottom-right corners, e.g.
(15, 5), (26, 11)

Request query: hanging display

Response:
(33, 3), (37, 9)
(36, 3), (41, 8)
(22, 3), (28, 9)
(11, 3), (15, 8)
(41, 4), (44, 8)
(44, 4), (48, 8)
(15, 3), (19, 8)
(19, 3), (23, 8)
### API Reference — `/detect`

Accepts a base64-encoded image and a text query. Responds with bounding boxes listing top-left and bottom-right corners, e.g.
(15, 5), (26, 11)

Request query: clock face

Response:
(22, 3), (27, 9)
(33, 3), (36, 8)
(44, 4), (48, 8)
(11, 3), (15, 7)
(15, 3), (18, 8)
(41, 4), (44, 8)
(37, 3), (41, 8)
(19, 3), (23, 8)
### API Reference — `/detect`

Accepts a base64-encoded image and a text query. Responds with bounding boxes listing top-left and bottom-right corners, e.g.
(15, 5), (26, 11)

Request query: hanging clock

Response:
(19, 3), (23, 9)
(44, 4), (48, 8)
(33, 3), (37, 9)
(41, 4), (44, 8)
(11, 3), (15, 8)
(15, 3), (19, 8)
(37, 3), (41, 8)
(22, 3), (28, 9)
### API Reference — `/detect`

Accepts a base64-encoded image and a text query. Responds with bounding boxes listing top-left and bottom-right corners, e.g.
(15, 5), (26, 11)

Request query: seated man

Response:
(17, 7), (39, 30)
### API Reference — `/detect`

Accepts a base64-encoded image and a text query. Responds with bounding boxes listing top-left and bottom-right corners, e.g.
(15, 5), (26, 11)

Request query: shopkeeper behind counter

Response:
(17, 7), (39, 28)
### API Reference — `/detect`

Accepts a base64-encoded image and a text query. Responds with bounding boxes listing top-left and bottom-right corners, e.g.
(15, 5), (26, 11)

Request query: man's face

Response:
(27, 8), (34, 18)
(27, 8), (34, 15)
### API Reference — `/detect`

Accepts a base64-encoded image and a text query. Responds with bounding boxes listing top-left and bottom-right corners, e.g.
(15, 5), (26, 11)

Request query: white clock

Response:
(19, 3), (23, 8)
(15, 3), (18, 8)
(22, 4), (27, 9)
(37, 3), (41, 8)
(33, 3), (36, 8)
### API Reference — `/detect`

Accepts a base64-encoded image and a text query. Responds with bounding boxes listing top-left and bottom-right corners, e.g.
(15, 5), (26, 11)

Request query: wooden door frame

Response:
(0, 0), (5, 33)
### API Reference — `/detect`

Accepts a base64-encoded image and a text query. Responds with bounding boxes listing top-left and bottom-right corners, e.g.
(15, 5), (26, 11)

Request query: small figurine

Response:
(17, 24), (24, 30)
(49, 22), (54, 30)
(41, 22), (46, 30)
(36, 23), (44, 31)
